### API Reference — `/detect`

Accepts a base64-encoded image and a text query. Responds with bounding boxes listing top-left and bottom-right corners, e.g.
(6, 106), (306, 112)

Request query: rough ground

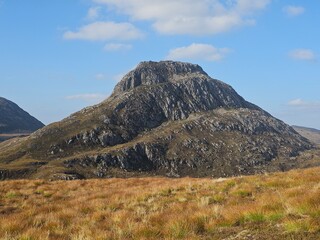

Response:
(0, 166), (319, 239)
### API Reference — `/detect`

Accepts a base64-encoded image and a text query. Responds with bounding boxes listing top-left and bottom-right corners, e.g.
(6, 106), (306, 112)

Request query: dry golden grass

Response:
(0, 167), (320, 239)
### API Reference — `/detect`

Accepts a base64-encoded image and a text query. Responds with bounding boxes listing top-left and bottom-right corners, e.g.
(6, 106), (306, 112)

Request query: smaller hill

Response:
(292, 126), (320, 145)
(0, 97), (44, 137)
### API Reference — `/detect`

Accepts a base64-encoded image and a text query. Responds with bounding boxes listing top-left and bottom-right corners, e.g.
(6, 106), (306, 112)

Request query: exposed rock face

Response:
(114, 61), (210, 93)
(63, 108), (311, 178)
(0, 61), (314, 179)
(0, 97), (44, 134)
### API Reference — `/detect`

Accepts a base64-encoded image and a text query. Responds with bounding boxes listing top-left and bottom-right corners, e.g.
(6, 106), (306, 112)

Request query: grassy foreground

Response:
(0, 168), (320, 240)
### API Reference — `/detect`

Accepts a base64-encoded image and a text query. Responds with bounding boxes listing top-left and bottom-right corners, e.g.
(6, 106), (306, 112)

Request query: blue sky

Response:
(0, 0), (319, 128)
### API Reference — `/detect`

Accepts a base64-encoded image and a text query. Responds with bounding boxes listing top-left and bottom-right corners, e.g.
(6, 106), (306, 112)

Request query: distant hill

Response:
(0, 61), (315, 180)
(293, 126), (320, 145)
(0, 97), (44, 136)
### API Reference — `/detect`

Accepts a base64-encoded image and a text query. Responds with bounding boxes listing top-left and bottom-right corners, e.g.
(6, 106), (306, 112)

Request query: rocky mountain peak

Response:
(0, 61), (315, 180)
(113, 61), (207, 94)
(109, 61), (260, 125)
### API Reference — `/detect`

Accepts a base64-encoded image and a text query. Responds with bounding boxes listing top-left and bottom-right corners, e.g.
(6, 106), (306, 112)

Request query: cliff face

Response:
(0, 61), (314, 179)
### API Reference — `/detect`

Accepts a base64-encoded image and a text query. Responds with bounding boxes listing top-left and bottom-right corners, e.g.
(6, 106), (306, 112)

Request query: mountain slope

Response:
(0, 61), (314, 179)
(292, 126), (320, 145)
(0, 97), (44, 134)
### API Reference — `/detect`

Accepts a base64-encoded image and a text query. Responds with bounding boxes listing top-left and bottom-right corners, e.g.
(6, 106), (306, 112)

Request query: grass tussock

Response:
(0, 167), (320, 239)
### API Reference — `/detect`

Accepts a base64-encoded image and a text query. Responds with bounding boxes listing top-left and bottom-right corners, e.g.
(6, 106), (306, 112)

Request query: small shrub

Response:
(34, 190), (44, 195)
(268, 213), (284, 222)
(284, 220), (307, 233)
(190, 216), (207, 234)
(43, 192), (53, 198)
(222, 181), (236, 192)
(160, 188), (173, 197)
(5, 191), (19, 199)
(135, 227), (162, 239)
(212, 194), (225, 204)
(243, 212), (266, 223)
(234, 190), (252, 198)
(169, 221), (190, 239)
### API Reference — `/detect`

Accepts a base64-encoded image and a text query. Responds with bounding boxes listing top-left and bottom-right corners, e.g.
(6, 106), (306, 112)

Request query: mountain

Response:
(292, 126), (320, 145)
(0, 97), (44, 141)
(0, 61), (315, 180)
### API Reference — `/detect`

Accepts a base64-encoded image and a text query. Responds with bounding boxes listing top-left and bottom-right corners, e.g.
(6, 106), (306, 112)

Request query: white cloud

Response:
(166, 43), (230, 61)
(288, 98), (306, 106)
(104, 43), (132, 51)
(289, 49), (316, 61)
(66, 94), (106, 102)
(63, 21), (143, 41)
(283, 5), (305, 17)
(93, 0), (271, 35)
(86, 6), (101, 20)
(288, 99), (320, 109)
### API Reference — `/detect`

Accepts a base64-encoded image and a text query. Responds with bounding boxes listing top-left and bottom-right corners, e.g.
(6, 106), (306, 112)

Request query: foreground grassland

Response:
(0, 168), (320, 240)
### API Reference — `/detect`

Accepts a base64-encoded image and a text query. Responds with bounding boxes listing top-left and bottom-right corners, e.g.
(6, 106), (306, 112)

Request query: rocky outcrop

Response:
(0, 168), (34, 180)
(113, 61), (207, 93)
(64, 108), (311, 178)
(0, 61), (314, 179)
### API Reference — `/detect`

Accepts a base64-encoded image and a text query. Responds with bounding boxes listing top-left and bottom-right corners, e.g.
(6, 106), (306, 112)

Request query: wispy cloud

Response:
(104, 43), (132, 51)
(86, 6), (101, 20)
(66, 93), (106, 102)
(288, 98), (320, 109)
(288, 98), (306, 106)
(166, 43), (230, 61)
(283, 5), (305, 17)
(63, 21), (143, 41)
(289, 49), (316, 61)
(93, 0), (271, 35)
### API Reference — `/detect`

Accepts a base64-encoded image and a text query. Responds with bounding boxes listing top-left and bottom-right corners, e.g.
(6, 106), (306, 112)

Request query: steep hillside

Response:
(0, 97), (44, 135)
(0, 61), (315, 179)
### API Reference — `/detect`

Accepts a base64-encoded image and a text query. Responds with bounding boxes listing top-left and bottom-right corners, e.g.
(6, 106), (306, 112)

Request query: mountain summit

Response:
(113, 61), (208, 94)
(0, 61), (313, 179)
